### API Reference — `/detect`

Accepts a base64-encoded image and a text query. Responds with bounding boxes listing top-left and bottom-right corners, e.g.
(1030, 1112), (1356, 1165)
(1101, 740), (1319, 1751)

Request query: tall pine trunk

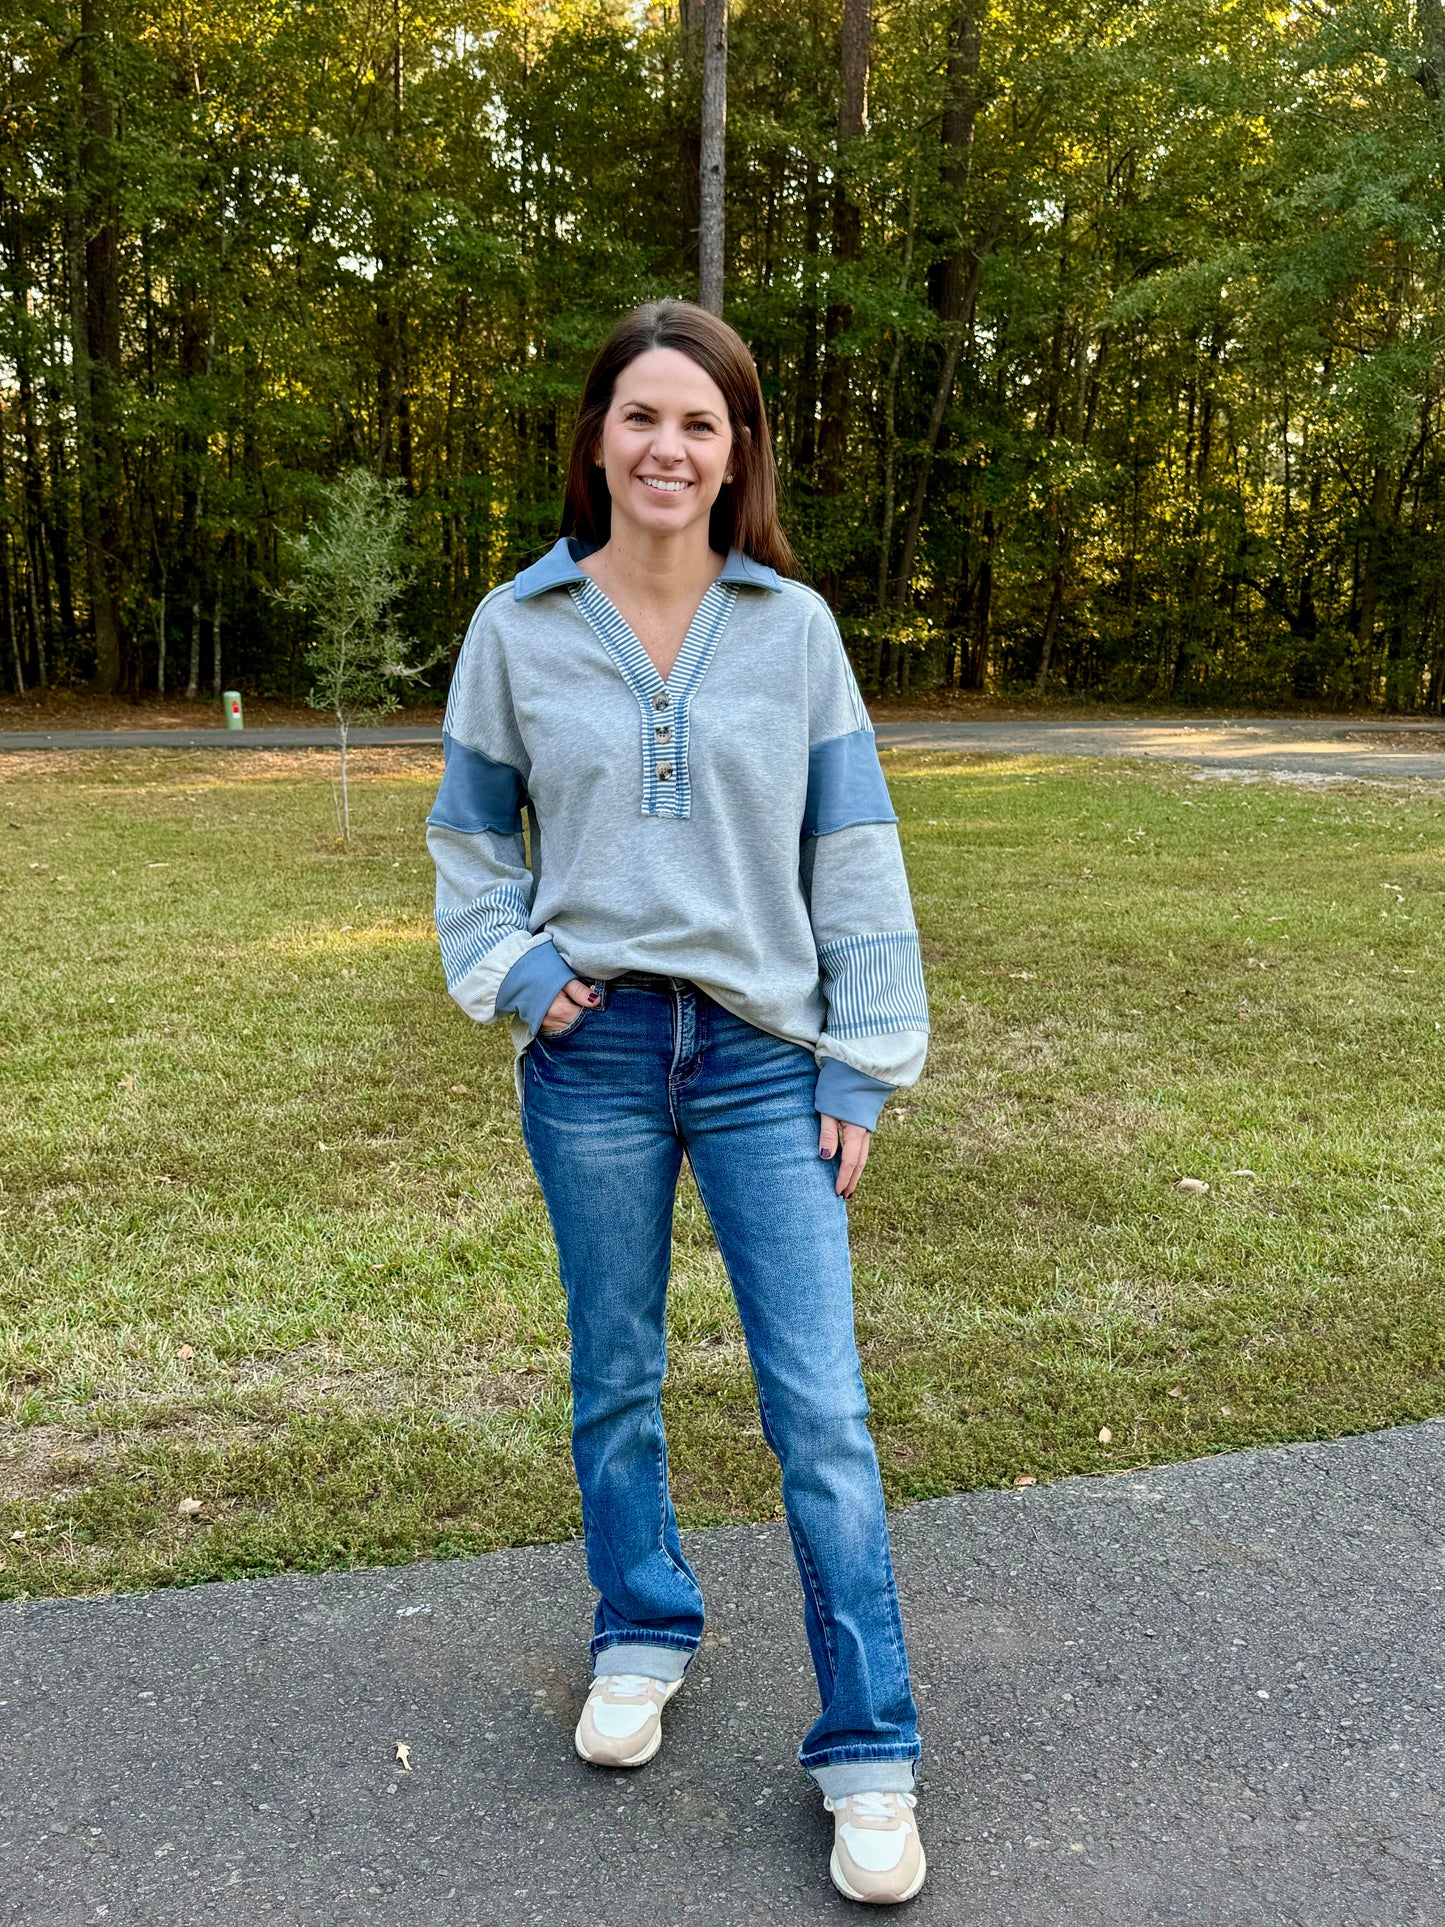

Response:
(74, 0), (128, 693)
(818, 0), (871, 485)
(698, 0), (727, 314)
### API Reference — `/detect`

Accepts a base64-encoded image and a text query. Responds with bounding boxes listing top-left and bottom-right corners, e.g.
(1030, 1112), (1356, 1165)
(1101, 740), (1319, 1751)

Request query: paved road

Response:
(3, 1421), (1440, 1925)
(3, 715), (1445, 780)
(875, 716), (1445, 781)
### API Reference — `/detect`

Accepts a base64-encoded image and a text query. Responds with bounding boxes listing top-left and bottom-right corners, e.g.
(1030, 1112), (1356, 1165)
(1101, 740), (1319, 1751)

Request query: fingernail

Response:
(587, 990), (600, 1004)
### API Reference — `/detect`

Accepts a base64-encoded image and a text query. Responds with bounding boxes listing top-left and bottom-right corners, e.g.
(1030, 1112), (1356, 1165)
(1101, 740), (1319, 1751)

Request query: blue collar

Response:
(513, 535), (783, 601)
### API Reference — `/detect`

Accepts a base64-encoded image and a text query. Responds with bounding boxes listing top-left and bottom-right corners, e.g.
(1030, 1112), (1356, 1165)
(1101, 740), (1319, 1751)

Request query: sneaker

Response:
(825, 1789), (927, 1905)
(573, 1672), (682, 1768)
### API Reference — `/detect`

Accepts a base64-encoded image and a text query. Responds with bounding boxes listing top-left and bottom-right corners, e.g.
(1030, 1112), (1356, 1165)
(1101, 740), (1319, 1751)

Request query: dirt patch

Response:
(1342, 730), (1445, 752)
(0, 1355), (568, 1499)
(0, 692), (448, 733)
(0, 744), (443, 783)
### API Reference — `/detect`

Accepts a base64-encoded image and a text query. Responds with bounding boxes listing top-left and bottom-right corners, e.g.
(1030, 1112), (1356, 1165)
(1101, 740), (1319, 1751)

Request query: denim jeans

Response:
(519, 976), (921, 1795)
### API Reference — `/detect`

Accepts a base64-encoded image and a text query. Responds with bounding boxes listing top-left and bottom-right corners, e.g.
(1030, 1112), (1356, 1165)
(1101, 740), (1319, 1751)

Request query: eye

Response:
(623, 409), (652, 424)
(686, 420), (717, 434)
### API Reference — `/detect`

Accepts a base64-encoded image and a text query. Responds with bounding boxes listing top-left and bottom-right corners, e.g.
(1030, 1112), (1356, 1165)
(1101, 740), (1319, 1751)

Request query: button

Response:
(654, 724), (672, 744)
(652, 693), (670, 711)
(656, 765), (673, 782)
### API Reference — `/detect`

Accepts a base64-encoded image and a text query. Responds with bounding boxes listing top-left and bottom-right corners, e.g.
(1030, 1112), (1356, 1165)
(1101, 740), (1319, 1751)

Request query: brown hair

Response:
(560, 299), (795, 575)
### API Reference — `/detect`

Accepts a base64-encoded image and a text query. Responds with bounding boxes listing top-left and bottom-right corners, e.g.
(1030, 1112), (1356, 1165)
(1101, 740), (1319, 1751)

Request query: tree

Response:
(283, 467), (424, 846)
(698, 0), (728, 313)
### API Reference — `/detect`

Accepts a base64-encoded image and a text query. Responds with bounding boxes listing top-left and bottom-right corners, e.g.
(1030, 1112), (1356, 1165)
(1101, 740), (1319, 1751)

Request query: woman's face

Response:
(595, 347), (735, 547)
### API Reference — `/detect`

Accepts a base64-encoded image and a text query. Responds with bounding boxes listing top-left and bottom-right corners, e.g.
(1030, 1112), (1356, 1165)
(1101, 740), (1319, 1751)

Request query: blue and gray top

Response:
(426, 536), (929, 1129)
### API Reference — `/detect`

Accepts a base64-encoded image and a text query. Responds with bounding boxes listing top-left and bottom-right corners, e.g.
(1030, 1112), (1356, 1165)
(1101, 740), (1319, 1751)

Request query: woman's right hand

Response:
(539, 978), (600, 1034)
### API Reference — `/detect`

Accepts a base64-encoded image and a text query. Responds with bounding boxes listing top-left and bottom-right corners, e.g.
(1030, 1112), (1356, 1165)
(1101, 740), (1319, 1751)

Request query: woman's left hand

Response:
(818, 1116), (871, 1200)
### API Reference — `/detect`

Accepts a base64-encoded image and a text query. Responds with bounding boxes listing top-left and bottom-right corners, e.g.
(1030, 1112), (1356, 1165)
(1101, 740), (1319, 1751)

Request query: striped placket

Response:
(569, 576), (738, 819)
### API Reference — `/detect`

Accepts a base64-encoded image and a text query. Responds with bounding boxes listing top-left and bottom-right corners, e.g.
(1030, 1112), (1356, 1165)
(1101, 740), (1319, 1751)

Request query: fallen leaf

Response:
(1166, 1385), (1184, 1398)
(1012, 1474), (1037, 1488)
(1175, 1177), (1210, 1195)
(1097, 1427), (1113, 1444)
(177, 1497), (204, 1517)
(450, 1084), (471, 1095)
(395, 1741), (412, 1771)
(121, 1075), (135, 1091)
(1231, 1168), (1258, 1178)
(1007, 970), (1038, 981)
(175, 1343), (195, 1360)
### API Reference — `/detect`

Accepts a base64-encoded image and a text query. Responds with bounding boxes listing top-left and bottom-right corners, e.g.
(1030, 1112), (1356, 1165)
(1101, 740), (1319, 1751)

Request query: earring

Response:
(724, 473), (734, 483)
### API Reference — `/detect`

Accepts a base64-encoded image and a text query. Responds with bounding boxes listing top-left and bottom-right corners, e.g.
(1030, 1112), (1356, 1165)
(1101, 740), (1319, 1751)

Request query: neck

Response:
(588, 517), (725, 598)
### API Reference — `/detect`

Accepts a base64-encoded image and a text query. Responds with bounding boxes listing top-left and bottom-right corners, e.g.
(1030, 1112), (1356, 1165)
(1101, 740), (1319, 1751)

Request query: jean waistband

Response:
(605, 970), (699, 996)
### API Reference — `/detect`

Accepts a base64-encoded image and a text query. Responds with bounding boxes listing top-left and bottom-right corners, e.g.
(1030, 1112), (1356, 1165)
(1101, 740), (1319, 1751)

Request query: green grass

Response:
(2, 744), (1442, 1600)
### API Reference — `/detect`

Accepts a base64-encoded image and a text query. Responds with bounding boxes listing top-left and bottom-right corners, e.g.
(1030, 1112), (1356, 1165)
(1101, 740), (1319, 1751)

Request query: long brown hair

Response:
(560, 299), (796, 575)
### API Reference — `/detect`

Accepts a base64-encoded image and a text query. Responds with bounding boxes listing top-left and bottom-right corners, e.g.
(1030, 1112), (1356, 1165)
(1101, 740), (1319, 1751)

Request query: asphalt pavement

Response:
(3, 1420), (1441, 1926)
(3, 715), (1445, 780)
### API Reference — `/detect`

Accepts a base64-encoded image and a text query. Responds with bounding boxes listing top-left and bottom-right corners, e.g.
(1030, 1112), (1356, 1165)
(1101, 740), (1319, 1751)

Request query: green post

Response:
(223, 690), (244, 730)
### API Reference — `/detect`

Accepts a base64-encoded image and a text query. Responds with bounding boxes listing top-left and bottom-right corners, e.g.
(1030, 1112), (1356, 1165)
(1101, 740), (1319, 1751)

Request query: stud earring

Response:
(724, 472), (734, 483)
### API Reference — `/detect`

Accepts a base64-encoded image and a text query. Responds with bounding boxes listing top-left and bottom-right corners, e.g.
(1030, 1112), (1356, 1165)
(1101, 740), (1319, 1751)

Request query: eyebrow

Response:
(616, 397), (723, 423)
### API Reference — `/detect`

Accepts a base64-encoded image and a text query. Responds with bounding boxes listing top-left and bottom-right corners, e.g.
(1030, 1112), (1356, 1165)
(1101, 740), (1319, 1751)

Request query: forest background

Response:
(4, 0), (1445, 711)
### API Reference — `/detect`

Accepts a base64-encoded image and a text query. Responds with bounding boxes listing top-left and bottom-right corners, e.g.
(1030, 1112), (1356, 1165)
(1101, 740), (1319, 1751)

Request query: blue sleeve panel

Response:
(814, 1057), (895, 1131)
(803, 729), (899, 840)
(427, 733), (527, 835)
(496, 939), (576, 1032)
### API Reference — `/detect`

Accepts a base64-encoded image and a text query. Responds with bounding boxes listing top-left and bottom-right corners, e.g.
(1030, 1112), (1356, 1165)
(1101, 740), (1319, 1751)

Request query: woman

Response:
(427, 299), (930, 1905)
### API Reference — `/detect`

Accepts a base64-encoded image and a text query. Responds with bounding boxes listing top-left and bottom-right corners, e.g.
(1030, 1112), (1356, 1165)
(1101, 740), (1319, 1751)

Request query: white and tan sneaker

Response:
(825, 1789), (927, 1905)
(573, 1672), (682, 1769)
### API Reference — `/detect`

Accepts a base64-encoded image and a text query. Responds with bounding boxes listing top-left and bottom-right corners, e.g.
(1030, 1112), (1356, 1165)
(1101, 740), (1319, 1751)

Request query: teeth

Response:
(641, 478), (688, 491)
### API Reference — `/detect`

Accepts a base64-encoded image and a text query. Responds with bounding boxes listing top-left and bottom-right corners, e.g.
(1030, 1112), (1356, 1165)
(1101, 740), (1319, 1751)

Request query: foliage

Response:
(2, 1), (1445, 707)
(1, 746), (1441, 1597)
(282, 466), (424, 840)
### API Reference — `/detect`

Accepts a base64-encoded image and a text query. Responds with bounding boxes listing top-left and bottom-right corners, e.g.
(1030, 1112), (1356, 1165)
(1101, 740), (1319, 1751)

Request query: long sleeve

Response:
(799, 593), (930, 1130)
(426, 590), (573, 1032)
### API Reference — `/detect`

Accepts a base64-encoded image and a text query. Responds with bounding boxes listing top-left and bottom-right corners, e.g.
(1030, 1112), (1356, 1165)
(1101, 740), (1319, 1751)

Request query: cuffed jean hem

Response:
(808, 1757), (920, 1799)
(591, 1638), (695, 1683)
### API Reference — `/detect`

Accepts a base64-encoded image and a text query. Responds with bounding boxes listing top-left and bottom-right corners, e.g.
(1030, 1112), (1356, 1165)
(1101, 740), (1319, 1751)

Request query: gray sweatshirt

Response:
(426, 536), (929, 1128)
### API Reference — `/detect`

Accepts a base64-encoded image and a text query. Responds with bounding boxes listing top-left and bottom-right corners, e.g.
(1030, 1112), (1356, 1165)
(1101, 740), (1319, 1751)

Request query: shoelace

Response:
(824, 1790), (918, 1820)
(593, 1673), (657, 1698)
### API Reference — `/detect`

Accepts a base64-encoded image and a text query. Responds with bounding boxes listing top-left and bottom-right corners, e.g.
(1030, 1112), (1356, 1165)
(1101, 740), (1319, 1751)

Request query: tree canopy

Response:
(2, 0), (1442, 706)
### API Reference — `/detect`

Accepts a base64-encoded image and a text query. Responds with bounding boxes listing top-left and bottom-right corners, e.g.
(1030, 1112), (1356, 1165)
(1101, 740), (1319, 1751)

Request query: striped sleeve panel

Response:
(816, 931), (930, 1040)
(435, 881), (532, 990)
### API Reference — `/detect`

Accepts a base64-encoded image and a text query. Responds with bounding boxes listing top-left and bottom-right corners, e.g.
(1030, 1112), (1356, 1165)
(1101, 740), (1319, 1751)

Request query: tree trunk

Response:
(795, 163), (821, 474)
(698, 0), (727, 314)
(1035, 522), (1068, 692)
(890, 3), (992, 604)
(974, 515), (995, 690)
(0, 400), (25, 694)
(1355, 461), (1392, 702)
(818, 0), (871, 484)
(75, 0), (128, 693)
(211, 580), (222, 695)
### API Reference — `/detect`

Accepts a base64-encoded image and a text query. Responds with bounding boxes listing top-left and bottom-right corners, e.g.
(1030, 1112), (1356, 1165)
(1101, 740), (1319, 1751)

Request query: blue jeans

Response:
(519, 977), (921, 1795)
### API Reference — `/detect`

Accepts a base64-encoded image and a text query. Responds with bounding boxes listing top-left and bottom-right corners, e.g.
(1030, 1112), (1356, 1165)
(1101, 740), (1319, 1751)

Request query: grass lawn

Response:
(1, 744), (1441, 1601)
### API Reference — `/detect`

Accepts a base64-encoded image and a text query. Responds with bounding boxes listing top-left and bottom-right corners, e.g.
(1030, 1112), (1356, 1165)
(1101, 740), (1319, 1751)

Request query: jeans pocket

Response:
(534, 985), (600, 1051)
(540, 1006), (589, 1042)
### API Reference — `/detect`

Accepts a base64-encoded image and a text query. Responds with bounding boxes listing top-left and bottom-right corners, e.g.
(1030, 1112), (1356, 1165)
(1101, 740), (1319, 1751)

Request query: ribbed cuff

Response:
(592, 1641), (693, 1683)
(809, 1757), (919, 1798)
(495, 939), (575, 1034)
(814, 1057), (895, 1131)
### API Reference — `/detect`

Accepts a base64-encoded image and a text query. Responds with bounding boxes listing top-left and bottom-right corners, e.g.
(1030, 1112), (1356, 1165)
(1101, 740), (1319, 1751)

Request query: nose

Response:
(650, 420), (686, 464)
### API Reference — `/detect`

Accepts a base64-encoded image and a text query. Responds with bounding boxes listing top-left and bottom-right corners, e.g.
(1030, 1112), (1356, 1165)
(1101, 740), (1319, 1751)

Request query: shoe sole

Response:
(828, 1843), (927, 1906)
(573, 1677), (682, 1769)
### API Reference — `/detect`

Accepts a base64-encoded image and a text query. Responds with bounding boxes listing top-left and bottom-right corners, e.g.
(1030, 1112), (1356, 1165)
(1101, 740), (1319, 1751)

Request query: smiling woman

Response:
(425, 298), (930, 1904)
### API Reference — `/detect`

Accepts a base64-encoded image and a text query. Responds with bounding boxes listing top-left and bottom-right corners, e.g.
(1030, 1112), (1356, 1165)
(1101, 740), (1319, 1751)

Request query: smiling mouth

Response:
(639, 477), (691, 492)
